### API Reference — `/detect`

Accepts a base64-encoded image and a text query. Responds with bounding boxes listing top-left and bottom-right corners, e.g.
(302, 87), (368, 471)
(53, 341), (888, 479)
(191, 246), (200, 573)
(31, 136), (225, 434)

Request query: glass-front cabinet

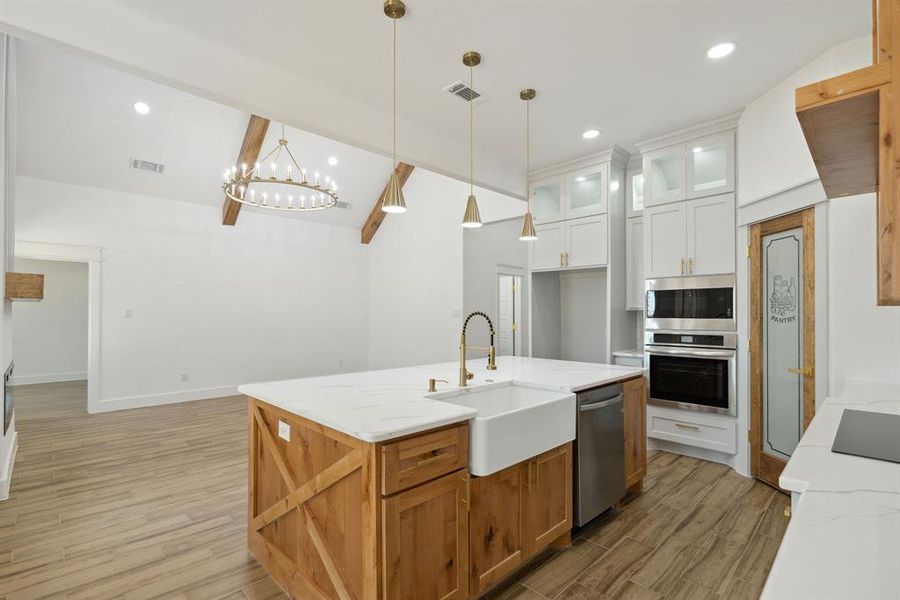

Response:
(531, 176), (564, 224)
(686, 131), (735, 199)
(565, 164), (609, 220)
(644, 148), (685, 207)
(626, 166), (644, 218)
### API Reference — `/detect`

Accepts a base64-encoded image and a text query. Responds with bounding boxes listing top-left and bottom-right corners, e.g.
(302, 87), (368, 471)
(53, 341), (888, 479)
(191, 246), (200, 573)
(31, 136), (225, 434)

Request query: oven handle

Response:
(645, 346), (735, 359)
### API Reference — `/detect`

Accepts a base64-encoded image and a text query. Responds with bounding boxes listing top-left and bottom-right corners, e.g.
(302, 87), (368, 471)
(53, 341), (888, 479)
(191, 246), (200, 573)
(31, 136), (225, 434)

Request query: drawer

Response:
(381, 424), (468, 496)
(648, 410), (736, 454)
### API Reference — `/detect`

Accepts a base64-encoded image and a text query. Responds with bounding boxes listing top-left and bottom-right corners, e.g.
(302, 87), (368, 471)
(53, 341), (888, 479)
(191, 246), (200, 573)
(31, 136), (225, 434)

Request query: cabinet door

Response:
(530, 222), (566, 270)
(469, 464), (524, 597)
(382, 470), (469, 600)
(566, 214), (608, 268)
(643, 145), (686, 207)
(531, 176), (565, 224)
(625, 217), (644, 310)
(522, 444), (572, 558)
(626, 168), (644, 218)
(623, 377), (647, 491)
(644, 203), (687, 279)
(686, 193), (735, 275)
(686, 131), (735, 199)
(565, 163), (609, 219)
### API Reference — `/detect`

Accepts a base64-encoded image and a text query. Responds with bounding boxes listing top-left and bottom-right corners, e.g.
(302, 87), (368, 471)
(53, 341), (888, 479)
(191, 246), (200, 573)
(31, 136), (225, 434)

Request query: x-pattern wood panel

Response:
(249, 400), (364, 600)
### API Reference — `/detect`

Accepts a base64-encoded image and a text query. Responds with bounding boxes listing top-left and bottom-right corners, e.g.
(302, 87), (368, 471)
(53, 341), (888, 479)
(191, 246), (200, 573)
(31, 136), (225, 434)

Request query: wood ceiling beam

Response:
(360, 162), (415, 244)
(222, 115), (270, 226)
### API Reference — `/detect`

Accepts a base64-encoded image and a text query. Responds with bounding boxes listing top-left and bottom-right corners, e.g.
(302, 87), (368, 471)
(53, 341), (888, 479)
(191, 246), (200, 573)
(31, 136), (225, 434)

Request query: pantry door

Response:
(750, 208), (815, 490)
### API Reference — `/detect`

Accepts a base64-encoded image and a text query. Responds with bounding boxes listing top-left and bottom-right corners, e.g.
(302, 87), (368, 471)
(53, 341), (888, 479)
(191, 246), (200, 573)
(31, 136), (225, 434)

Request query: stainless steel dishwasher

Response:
(574, 383), (626, 526)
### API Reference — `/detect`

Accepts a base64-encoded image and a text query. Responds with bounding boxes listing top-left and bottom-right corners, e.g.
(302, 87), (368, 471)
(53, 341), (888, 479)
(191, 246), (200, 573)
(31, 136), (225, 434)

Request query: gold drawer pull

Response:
(675, 423), (700, 432)
(787, 367), (813, 377)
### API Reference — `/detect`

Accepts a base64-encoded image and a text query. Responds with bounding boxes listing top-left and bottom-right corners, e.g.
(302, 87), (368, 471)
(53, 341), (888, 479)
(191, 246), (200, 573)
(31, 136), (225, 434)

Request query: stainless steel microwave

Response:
(645, 275), (736, 332)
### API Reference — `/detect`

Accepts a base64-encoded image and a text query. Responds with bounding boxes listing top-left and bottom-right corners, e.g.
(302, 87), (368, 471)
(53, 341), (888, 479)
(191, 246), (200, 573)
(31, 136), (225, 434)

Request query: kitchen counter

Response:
(238, 356), (643, 442)
(762, 381), (900, 599)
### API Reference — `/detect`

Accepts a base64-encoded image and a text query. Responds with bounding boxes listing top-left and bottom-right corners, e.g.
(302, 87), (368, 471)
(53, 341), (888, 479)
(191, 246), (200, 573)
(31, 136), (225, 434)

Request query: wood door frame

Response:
(749, 208), (816, 489)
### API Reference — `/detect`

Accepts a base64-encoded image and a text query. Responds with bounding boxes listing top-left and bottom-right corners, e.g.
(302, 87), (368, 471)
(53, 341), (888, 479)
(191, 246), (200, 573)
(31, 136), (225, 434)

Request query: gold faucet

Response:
(459, 311), (497, 387)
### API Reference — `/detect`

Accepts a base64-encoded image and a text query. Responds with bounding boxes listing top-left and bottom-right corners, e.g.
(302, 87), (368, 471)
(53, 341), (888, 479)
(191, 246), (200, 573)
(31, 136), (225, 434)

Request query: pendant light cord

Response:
(393, 17), (397, 166)
(470, 64), (474, 196)
(526, 98), (530, 211)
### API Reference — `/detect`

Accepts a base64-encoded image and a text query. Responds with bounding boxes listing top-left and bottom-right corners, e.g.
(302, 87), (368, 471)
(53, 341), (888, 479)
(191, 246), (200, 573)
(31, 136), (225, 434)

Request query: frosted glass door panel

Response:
(690, 143), (727, 193)
(632, 174), (644, 213)
(763, 228), (804, 462)
(532, 179), (563, 224)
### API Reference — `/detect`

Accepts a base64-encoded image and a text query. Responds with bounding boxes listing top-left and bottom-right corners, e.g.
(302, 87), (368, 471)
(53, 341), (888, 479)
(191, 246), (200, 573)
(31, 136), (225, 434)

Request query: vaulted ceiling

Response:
(2, 0), (871, 196)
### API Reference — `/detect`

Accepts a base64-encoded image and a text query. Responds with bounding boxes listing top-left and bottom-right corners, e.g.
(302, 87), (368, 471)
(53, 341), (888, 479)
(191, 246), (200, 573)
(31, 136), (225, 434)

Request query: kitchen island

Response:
(762, 381), (900, 599)
(239, 356), (645, 600)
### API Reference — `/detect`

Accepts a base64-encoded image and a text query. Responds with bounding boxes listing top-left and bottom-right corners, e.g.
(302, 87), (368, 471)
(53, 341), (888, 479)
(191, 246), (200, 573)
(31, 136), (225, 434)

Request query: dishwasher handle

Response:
(579, 394), (623, 412)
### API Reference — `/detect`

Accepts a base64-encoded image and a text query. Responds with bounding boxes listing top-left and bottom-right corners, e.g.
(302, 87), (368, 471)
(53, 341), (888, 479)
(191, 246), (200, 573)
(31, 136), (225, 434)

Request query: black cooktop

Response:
(831, 409), (900, 465)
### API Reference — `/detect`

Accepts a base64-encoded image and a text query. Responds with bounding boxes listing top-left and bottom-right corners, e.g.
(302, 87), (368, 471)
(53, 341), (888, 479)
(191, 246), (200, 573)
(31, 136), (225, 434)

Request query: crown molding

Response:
(635, 110), (743, 154)
(626, 154), (643, 171)
(530, 145), (631, 180)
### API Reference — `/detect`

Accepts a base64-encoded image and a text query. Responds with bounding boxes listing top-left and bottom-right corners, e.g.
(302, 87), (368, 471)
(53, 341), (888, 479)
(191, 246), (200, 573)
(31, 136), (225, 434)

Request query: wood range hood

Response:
(795, 0), (900, 305)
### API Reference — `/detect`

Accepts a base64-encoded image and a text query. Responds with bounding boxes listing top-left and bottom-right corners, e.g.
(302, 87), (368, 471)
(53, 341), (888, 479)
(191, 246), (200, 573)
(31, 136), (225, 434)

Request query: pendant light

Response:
(461, 51), (483, 228)
(382, 0), (407, 213)
(519, 88), (537, 241)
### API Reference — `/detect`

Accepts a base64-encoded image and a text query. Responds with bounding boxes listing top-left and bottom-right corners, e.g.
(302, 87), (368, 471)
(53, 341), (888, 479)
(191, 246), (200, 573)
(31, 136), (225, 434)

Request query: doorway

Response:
(749, 208), (815, 489)
(496, 274), (522, 356)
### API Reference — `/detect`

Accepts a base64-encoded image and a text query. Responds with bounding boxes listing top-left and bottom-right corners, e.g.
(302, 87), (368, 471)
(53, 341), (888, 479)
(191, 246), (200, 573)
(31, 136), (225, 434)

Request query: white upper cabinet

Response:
(644, 202), (687, 279)
(565, 163), (609, 220)
(686, 131), (735, 199)
(644, 147), (685, 207)
(626, 217), (644, 310)
(686, 193), (735, 275)
(530, 221), (566, 270)
(625, 166), (644, 218)
(567, 215), (609, 268)
(643, 193), (736, 278)
(531, 176), (565, 225)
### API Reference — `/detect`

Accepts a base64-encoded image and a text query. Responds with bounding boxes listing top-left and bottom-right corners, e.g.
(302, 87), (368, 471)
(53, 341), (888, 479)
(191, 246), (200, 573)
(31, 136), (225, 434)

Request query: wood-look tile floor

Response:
(0, 381), (789, 600)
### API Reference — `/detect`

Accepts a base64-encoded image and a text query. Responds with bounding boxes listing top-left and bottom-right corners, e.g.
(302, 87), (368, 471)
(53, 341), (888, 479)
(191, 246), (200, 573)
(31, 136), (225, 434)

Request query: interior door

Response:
(497, 275), (515, 356)
(750, 208), (815, 490)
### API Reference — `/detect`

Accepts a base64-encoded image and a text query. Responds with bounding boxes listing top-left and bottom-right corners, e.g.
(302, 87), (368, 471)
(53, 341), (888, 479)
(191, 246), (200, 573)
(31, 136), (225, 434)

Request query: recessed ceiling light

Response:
(692, 146), (703, 153)
(575, 176), (586, 183)
(582, 129), (601, 140)
(328, 156), (338, 166)
(707, 42), (736, 59)
(133, 101), (150, 115)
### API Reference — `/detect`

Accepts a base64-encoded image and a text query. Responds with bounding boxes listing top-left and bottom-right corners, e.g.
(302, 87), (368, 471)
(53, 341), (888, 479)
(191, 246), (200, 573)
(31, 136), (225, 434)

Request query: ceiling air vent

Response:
(334, 201), (352, 210)
(445, 81), (487, 104)
(130, 158), (165, 174)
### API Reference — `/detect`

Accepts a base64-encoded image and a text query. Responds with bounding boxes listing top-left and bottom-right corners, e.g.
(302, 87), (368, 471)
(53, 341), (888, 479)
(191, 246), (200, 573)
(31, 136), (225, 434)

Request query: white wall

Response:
(738, 35), (871, 206)
(463, 218), (529, 355)
(828, 194), (900, 393)
(367, 169), (524, 370)
(16, 176), (370, 411)
(0, 34), (16, 500)
(11, 257), (87, 385)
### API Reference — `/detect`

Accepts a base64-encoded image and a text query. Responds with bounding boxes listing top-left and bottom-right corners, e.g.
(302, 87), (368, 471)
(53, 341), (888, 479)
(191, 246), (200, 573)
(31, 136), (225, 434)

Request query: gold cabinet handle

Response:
(675, 423), (700, 431)
(565, 252), (569, 267)
(680, 258), (685, 275)
(787, 367), (813, 377)
(560, 252), (564, 267)
(688, 258), (694, 274)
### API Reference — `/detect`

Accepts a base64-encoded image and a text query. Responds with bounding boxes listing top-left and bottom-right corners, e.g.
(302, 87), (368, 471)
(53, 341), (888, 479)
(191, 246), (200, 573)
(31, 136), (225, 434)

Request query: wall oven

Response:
(644, 331), (736, 416)
(645, 275), (736, 331)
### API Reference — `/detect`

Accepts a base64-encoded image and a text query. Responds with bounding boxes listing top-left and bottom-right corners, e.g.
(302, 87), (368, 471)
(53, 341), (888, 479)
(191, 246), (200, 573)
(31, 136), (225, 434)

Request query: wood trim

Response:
(360, 162), (415, 244)
(749, 208), (816, 489)
(795, 61), (890, 111)
(251, 405), (297, 490)
(222, 115), (270, 226)
(303, 505), (353, 600)
(880, 0), (900, 304)
(5, 272), (44, 300)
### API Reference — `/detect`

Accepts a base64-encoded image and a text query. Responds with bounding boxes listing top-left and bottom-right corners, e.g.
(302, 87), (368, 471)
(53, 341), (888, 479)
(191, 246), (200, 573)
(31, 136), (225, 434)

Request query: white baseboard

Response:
(90, 385), (240, 413)
(0, 430), (18, 501)
(9, 371), (87, 386)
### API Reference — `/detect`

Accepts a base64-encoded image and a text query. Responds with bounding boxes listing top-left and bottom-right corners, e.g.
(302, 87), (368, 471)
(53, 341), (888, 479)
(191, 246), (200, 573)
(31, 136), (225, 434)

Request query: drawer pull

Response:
(675, 423), (701, 432)
(416, 453), (447, 467)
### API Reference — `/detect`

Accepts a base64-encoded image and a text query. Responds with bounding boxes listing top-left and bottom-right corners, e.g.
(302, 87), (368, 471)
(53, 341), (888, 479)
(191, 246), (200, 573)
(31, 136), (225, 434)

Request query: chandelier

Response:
(222, 125), (339, 212)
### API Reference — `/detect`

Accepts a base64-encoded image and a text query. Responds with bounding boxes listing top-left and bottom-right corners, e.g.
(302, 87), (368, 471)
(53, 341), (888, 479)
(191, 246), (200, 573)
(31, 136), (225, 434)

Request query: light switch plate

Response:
(277, 420), (291, 442)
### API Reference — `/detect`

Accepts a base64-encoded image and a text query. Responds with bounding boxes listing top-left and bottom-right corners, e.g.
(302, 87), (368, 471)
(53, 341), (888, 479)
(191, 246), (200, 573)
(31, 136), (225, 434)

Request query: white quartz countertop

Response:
(762, 381), (900, 599)
(238, 356), (643, 443)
